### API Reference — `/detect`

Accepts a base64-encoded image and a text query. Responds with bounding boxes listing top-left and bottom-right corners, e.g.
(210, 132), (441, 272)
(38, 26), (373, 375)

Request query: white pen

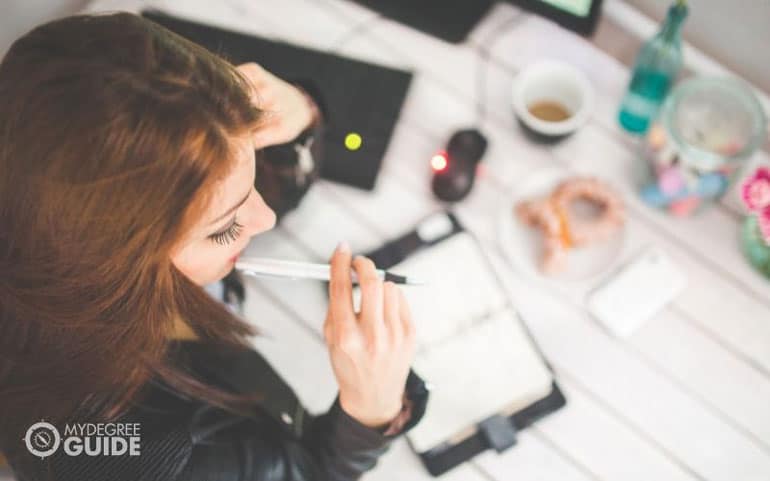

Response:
(235, 256), (425, 285)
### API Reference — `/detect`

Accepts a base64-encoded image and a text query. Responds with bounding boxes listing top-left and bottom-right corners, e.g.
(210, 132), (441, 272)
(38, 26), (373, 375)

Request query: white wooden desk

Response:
(82, 1), (770, 479)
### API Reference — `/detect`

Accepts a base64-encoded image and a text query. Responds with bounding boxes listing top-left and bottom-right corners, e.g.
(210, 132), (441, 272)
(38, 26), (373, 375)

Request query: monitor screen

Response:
(508, 0), (603, 35)
(539, 0), (594, 17)
(351, 0), (602, 42)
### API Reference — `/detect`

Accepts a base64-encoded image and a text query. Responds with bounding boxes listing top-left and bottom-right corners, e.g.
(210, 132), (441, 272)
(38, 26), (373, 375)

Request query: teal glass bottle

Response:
(618, 0), (688, 134)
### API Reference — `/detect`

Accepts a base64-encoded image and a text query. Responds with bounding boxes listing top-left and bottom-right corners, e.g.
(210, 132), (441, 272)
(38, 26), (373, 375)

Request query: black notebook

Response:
(142, 10), (413, 190)
(362, 212), (566, 476)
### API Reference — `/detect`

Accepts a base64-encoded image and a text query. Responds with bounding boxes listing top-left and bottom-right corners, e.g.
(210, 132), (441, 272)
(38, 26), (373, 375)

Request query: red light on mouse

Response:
(431, 151), (448, 172)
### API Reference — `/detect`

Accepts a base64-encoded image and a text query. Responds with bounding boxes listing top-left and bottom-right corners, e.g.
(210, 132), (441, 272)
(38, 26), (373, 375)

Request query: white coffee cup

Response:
(511, 60), (594, 139)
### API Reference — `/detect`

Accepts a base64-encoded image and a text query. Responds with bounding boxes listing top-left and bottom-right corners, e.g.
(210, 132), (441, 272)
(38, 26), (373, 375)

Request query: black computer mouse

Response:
(431, 128), (488, 202)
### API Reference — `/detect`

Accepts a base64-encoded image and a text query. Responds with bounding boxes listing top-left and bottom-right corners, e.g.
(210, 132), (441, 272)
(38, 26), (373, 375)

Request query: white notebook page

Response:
(380, 233), (554, 453)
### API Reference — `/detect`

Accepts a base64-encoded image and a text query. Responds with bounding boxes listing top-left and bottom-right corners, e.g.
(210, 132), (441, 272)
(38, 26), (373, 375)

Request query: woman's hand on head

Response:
(236, 62), (318, 149)
(324, 242), (417, 429)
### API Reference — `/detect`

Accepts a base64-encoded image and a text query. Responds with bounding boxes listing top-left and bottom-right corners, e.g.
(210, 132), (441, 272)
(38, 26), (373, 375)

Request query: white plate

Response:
(497, 167), (625, 283)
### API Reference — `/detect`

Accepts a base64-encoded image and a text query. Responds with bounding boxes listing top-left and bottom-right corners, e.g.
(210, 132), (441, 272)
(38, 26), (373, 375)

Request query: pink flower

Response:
(741, 167), (770, 211)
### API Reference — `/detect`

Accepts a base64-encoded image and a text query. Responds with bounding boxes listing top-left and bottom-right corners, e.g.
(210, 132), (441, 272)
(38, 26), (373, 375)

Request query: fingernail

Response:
(336, 241), (350, 253)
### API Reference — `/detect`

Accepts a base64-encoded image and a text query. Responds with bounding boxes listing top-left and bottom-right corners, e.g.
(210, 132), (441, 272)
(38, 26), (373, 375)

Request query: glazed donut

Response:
(516, 176), (625, 274)
(551, 177), (625, 245)
(516, 199), (568, 273)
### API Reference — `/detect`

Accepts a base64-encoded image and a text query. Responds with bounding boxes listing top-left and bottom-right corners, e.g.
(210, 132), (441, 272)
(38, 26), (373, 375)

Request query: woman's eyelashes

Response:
(208, 218), (244, 245)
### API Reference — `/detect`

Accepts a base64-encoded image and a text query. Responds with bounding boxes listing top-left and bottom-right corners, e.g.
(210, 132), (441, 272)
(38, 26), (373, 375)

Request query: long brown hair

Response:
(0, 12), (264, 452)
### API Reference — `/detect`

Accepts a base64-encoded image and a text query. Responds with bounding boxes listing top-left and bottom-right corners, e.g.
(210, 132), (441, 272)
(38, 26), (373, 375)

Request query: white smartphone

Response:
(587, 247), (686, 338)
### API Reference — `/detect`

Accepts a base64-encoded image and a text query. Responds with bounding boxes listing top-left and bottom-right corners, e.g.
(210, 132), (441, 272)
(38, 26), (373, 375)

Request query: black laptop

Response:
(142, 10), (413, 191)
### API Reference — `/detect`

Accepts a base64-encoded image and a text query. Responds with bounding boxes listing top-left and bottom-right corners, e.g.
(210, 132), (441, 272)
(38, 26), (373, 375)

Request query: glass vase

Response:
(742, 215), (770, 279)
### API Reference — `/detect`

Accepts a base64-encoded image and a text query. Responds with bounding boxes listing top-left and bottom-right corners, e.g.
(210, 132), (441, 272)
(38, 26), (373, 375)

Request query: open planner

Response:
(360, 211), (566, 476)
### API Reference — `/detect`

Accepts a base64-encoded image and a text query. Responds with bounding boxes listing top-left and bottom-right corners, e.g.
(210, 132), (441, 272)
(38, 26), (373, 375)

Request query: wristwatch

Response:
(292, 85), (322, 187)
(376, 393), (414, 437)
(256, 84), (324, 219)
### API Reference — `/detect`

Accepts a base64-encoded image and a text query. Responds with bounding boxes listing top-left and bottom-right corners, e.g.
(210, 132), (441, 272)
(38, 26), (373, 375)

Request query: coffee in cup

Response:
(528, 100), (572, 122)
(512, 60), (594, 142)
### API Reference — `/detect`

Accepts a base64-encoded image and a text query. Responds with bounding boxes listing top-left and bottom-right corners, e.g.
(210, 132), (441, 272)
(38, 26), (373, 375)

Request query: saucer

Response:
(497, 167), (625, 283)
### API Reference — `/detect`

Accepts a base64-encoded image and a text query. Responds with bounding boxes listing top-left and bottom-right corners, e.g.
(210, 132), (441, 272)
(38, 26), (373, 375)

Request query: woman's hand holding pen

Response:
(324, 242), (417, 429)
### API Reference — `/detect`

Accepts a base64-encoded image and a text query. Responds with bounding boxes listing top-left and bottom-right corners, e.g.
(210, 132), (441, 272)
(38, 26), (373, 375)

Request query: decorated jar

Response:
(638, 77), (766, 216)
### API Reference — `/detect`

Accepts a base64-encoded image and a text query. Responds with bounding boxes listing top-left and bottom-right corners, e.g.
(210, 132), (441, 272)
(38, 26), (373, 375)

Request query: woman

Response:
(0, 12), (428, 481)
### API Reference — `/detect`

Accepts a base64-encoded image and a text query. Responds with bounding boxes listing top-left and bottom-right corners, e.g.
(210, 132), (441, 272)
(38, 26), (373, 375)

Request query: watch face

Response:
(295, 136), (316, 174)
(260, 133), (316, 167)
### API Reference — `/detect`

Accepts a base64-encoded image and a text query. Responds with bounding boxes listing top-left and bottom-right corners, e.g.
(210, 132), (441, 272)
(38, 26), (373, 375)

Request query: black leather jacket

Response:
(9, 340), (429, 481)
